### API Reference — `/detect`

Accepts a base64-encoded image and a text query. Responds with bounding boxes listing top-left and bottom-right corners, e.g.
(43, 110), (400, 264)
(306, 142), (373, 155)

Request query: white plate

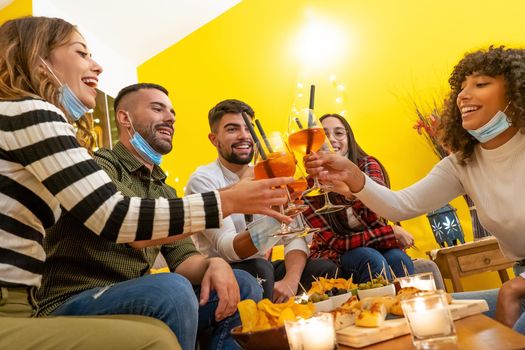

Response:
(330, 292), (354, 309)
(313, 298), (334, 312)
(357, 284), (395, 299)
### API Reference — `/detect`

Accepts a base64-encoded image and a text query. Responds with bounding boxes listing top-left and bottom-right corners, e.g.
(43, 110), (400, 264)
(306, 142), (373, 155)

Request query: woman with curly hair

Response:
(304, 113), (415, 283)
(305, 46), (525, 332)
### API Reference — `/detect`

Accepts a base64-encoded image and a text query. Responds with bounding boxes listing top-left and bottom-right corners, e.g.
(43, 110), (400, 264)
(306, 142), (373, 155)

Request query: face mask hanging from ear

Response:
(39, 57), (90, 121)
(467, 102), (512, 143)
(125, 112), (162, 165)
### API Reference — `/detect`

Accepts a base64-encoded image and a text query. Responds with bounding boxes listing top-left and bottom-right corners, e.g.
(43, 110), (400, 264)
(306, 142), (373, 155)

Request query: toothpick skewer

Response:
(367, 262), (373, 282)
(389, 266), (398, 280)
(298, 281), (307, 294)
(402, 261), (409, 277)
(286, 283), (296, 298)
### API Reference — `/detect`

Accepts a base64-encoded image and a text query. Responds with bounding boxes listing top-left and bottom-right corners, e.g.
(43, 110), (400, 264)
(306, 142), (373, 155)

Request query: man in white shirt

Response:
(186, 99), (337, 302)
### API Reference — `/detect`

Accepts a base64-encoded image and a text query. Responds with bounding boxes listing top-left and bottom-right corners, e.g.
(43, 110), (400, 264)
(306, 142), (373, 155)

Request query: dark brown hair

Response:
(320, 113), (391, 188)
(208, 99), (254, 132)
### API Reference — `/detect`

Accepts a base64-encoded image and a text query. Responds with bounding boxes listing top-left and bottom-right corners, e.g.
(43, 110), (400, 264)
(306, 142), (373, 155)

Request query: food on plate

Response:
(332, 296), (360, 330)
(308, 277), (357, 296)
(357, 275), (390, 290)
(390, 287), (453, 316)
(396, 286), (422, 298)
(355, 300), (388, 328)
(356, 296), (396, 313)
(328, 288), (456, 329)
(237, 298), (315, 333)
(307, 292), (329, 303)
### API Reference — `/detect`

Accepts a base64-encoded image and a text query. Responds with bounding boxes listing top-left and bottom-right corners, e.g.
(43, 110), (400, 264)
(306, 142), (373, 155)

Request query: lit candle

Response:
(401, 291), (457, 348)
(405, 301), (452, 337)
(398, 272), (436, 291)
(285, 314), (336, 350)
(300, 319), (334, 350)
(411, 279), (436, 291)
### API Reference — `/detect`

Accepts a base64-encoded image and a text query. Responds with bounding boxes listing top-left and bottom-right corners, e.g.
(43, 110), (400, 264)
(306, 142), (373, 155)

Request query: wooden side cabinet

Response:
(426, 237), (515, 292)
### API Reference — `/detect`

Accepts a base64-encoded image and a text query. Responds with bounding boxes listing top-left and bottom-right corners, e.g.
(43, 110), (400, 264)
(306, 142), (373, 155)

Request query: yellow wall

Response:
(142, 0), (522, 290)
(0, 0), (31, 25)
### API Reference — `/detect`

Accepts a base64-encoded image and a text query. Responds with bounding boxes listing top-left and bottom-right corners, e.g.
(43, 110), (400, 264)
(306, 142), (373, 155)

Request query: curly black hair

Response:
(440, 46), (525, 164)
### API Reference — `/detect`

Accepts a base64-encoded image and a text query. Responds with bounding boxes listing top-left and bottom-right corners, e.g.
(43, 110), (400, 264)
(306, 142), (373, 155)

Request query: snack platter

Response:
(336, 299), (489, 348)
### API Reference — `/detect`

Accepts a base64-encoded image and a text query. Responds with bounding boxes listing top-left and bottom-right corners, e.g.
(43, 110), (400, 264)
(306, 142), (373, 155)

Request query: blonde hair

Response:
(0, 16), (95, 151)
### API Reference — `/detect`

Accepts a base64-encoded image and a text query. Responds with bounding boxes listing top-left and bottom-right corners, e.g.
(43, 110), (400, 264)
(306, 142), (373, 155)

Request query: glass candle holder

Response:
(397, 272), (437, 291)
(284, 313), (338, 350)
(401, 290), (457, 349)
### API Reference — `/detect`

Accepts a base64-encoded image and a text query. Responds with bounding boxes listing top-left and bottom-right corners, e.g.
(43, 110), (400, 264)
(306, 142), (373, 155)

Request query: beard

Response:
(135, 123), (173, 155)
(218, 142), (253, 165)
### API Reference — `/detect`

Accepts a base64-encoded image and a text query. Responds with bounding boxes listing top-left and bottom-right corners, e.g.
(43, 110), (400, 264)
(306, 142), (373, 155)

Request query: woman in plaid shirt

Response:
(304, 113), (415, 283)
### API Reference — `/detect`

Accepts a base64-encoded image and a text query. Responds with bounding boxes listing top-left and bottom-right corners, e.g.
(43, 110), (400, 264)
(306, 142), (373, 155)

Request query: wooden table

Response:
(426, 237), (515, 292)
(339, 314), (525, 350)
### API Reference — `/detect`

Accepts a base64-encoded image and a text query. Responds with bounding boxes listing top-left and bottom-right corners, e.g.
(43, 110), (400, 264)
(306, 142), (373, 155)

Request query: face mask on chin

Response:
(125, 112), (162, 166)
(467, 102), (512, 143)
(39, 57), (90, 121)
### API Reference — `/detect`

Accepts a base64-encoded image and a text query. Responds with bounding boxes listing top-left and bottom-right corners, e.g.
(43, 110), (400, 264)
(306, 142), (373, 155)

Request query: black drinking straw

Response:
(255, 119), (274, 153)
(306, 84), (316, 153)
(294, 117), (304, 130)
(309, 84), (315, 110)
(242, 112), (267, 160)
(307, 85), (315, 128)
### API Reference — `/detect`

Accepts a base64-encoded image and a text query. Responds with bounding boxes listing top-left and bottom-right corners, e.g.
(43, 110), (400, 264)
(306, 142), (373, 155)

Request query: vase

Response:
(463, 195), (492, 240)
(426, 204), (465, 248)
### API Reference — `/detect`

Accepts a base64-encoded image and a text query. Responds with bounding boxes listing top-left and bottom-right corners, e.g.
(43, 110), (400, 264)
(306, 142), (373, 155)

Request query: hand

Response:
(304, 153), (365, 193)
(199, 257), (240, 321)
(272, 277), (299, 304)
(496, 276), (525, 328)
(328, 179), (354, 198)
(247, 216), (282, 254)
(392, 225), (415, 249)
(239, 165), (254, 180)
(220, 177), (294, 223)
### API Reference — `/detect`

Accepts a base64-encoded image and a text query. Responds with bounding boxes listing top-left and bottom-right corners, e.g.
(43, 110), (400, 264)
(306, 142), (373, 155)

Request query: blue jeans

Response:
(340, 247), (414, 282)
(51, 270), (262, 350)
(231, 258), (338, 299)
(452, 264), (525, 335)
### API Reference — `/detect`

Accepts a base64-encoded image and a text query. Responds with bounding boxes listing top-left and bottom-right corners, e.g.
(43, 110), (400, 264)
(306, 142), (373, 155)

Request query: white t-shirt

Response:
(186, 159), (308, 262)
(355, 131), (525, 260)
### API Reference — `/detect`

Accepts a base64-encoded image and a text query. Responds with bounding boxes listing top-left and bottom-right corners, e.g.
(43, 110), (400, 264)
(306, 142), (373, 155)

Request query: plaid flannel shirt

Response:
(304, 156), (400, 265)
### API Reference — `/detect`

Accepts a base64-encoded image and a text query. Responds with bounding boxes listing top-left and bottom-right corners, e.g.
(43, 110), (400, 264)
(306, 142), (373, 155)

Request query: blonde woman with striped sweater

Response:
(0, 16), (291, 349)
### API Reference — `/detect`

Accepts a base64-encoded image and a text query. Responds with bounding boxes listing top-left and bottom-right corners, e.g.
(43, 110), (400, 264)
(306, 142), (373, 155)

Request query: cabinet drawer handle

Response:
(484, 258), (491, 265)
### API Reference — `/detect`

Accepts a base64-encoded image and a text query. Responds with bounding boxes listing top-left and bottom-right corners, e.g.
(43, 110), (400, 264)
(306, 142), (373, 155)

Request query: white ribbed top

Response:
(356, 131), (525, 260)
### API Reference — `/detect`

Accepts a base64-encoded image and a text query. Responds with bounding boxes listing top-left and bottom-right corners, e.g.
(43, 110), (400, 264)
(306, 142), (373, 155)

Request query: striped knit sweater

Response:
(0, 98), (222, 287)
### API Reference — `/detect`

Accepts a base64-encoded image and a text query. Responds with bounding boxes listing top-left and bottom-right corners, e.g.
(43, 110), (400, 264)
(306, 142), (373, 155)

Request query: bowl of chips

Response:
(231, 325), (288, 350)
(232, 298), (315, 350)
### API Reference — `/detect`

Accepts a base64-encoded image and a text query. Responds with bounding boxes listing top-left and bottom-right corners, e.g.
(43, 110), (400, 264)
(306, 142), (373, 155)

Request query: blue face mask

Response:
(39, 57), (90, 121)
(59, 84), (91, 121)
(467, 105), (511, 143)
(126, 113), (162, 166)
